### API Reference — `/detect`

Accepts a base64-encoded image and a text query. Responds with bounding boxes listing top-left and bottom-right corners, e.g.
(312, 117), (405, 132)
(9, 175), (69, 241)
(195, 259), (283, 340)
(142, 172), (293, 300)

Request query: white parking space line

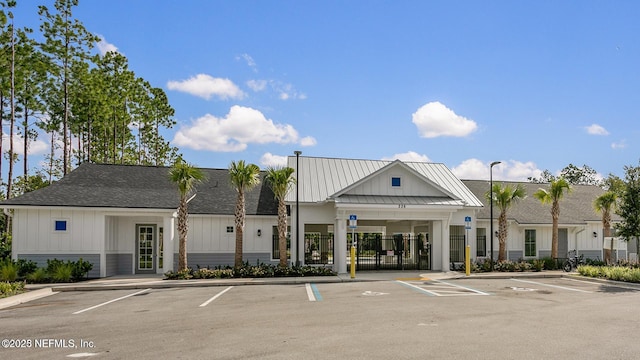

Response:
(396, 279), (490, 297)
(396, 281), (438, 296)
(305, 283), (323, 301)
(199, 286), (234, 307)
(433, 280), (491, 296)
(72, 288), (151, 315)
(511, 279), (592, 293)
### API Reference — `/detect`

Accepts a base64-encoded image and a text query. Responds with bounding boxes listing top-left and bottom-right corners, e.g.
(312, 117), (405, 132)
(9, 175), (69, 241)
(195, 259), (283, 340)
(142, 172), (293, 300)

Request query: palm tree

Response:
(265, 166), (296, 267)
(487, 183), (526, 261)
(593, 191), (618, 264)
(228, 160), (261, 268)
(534, 178), (571, 259)
(169, 159), (205, 271)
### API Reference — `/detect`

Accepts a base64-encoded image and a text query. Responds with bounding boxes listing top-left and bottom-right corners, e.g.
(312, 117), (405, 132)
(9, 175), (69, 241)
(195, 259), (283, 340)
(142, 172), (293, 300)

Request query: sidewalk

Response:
(1, 270), (568, 310)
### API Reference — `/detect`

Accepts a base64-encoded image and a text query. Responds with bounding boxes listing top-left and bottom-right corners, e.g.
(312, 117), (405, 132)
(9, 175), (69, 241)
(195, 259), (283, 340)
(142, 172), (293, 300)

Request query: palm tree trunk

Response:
(177, 198), (188, 271)
(498, 211), (507, 261)
(551, 202), (559, 259)
(278, 198), (287, 267)
(234, 190), (245, 268)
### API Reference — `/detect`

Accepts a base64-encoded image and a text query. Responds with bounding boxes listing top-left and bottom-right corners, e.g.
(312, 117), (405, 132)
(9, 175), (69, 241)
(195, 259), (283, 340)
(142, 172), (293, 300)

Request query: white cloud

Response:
(167, 74), (245, 100)
(585, 124), (609, 135)
(381, 151), (431, 162)
(2, 132), (48, 156)
(96, 34), (119, 55)
(260, 153), (288, 167)
(237, 53), (258, 72)
(173, 105), (311, 152)
(611, 140), (627, 149)
(300, 136), (317, 147)
(412, 101), (478, 138)
(452, 158), (543, 182)
(247, 79), (267, 92)
(273, 81), (306, 100)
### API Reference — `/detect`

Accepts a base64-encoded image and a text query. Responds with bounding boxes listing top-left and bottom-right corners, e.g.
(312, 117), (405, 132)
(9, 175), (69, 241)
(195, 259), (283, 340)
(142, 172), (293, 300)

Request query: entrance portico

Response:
(287, 156), (483, 273)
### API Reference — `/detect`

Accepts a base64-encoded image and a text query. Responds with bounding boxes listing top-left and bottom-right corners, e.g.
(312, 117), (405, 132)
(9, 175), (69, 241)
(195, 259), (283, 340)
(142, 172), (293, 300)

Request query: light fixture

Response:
(257, 229), (262, 237)
(593, 231), (597, 238)
(489, 160), (502, 271)
(495, 231), (499, 238)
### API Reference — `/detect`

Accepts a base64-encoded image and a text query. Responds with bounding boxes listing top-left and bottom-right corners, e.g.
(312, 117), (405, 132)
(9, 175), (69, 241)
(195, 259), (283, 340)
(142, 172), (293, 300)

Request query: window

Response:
(525, 229), (536, 257)
(391, 177), (401, 187)
(476, 228), (487, 257)
(272, 226), (291, 260)
(226, 226), (234, 233)
(54, 220), (67, 231)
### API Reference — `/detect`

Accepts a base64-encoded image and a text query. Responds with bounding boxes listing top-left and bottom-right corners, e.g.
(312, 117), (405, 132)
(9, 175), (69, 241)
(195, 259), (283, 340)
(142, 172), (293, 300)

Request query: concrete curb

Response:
(0, 288), (57, 310)
(50, 276), (379, 292)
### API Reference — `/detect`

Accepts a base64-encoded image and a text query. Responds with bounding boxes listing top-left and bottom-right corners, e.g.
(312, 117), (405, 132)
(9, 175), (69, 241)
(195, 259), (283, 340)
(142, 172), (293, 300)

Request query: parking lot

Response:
(1, 276), (640, 359)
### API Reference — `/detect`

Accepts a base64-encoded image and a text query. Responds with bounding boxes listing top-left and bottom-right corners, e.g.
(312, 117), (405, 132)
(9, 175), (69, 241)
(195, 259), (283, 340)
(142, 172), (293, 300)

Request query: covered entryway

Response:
(347, 234), (431, 271)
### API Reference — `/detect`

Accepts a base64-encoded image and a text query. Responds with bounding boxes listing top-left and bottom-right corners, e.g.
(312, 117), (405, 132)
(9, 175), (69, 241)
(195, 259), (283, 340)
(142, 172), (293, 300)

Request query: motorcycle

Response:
(563, 250), (585, 272)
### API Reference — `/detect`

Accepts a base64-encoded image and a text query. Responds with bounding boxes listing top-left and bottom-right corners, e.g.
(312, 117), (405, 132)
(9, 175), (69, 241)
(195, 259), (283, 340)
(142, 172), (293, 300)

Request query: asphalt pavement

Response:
(0, 269), (570, 310)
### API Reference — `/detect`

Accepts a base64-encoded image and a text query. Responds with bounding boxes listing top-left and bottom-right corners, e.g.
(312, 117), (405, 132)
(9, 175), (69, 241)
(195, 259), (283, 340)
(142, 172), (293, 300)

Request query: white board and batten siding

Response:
(13, 208), (104, 254)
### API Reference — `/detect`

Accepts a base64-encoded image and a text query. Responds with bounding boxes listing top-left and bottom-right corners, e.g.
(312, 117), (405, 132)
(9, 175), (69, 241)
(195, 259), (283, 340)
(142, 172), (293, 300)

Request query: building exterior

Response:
(0, 163), (278, 277)
(0, 156), (623, 278)
(286, 156), (483, 273)
(462, 180), (624, 263)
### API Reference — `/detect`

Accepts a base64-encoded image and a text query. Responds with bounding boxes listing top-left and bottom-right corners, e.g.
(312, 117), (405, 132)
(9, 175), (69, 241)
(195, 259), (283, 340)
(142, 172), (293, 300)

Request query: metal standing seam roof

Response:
(285, 156), (483, 207)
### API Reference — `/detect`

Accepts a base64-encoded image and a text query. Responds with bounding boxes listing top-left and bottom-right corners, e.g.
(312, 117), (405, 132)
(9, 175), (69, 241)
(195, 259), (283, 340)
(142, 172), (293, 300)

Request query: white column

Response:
(335, 217), (347, 274)
(442, 217), (451, 272)
(163, 215), (175, 274)
(98, 215), (107, 277)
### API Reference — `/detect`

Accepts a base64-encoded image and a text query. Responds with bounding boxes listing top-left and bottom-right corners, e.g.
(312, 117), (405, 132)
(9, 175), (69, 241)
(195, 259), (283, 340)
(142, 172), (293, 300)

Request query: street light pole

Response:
(489, 161), (501, 270)
(294, 150), (302, 267)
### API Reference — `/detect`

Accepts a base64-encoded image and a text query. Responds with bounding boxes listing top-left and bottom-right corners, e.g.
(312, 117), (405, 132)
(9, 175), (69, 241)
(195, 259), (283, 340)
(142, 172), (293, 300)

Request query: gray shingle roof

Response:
(0, 163), (277, 215)
(462, 179), (620, 224)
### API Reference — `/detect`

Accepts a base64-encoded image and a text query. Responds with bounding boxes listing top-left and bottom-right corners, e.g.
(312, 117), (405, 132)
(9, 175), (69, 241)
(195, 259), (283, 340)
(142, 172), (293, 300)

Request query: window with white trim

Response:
(525, 229), (536, 257)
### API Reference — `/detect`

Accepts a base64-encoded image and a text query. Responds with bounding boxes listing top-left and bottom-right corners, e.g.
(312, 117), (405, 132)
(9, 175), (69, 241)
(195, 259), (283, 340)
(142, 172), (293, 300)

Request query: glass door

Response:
(137, 225), (155, 273)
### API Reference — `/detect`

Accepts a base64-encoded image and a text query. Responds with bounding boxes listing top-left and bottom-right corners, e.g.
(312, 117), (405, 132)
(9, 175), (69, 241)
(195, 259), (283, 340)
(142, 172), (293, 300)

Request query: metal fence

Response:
(304, 234), (334, 265)
(346, 234), (431, 271)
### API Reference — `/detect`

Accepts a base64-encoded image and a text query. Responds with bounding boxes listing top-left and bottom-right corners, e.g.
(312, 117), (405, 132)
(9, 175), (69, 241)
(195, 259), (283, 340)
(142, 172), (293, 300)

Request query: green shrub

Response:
(71, 258), (93, 281)
(51, 263), (73, 282)
(0, 260), (18, 281)
(16, 259), (38, 277)
(164, 268), (194, 280)
(540, 257), (561, 270)
(0, 281), (25, 298)
(585, 258), (606, 267)
(26, 268), (50, 283)
(164, 262), (337, 280)
(0, 238), (11, 262)
(530, 259), (545, 272)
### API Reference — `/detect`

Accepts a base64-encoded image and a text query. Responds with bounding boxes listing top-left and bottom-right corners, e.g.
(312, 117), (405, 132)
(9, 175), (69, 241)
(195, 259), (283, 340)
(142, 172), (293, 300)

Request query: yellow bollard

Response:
(350, 246), (356, 279)
(465, 245), (471, 276)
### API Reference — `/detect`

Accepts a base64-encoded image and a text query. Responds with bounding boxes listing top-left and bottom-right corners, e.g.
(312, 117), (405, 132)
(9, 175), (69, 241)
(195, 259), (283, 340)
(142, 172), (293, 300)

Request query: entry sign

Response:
(349, 214), (357, 229)
(465, 216), (471, 230)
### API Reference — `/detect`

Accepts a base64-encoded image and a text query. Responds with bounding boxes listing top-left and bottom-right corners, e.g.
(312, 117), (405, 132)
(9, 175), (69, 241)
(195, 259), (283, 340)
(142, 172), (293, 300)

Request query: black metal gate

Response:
(347, 234), (431, 271)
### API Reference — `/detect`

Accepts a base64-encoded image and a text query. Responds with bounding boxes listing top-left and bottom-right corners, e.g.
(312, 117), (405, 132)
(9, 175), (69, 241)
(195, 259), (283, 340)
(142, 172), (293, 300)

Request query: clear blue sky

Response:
(10, 0), (640, 181)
